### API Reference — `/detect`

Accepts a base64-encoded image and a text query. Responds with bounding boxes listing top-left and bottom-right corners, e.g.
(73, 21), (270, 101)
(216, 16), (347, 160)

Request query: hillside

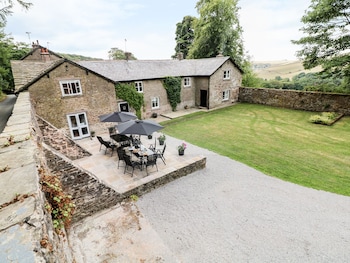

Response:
(253, 60), (322, 80)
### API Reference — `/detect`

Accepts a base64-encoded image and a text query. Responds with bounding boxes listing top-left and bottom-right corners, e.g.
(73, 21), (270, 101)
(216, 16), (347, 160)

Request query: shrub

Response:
(309, 112), (338, 125)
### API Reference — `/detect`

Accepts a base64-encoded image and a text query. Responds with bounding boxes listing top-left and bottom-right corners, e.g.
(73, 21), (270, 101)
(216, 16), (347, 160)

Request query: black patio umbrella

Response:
(117, 119), (164, 136)
(98, 111), (137, 123)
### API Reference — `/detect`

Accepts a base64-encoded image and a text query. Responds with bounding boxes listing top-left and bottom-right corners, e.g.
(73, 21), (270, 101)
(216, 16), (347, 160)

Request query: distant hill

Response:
(58, 53), (103, 61)
(253, 60), (322, 80)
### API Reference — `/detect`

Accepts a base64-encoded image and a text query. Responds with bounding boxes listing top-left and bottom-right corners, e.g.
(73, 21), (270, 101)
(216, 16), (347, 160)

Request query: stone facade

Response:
(239, 87), (350, 115)
(28, 61), (118, 136)
(208, 60), (242, 109)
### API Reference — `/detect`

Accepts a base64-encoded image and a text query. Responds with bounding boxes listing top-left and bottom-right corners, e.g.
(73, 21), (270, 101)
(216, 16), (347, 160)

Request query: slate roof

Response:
(11, 53), (242, 93)
(11, 60), (64, 92)
(77, 56), (239, 82)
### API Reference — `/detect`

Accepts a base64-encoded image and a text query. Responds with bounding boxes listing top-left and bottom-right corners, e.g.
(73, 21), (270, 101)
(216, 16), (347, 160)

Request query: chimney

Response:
(40, 46), (51, 62)
(32, 40), (40, 49)
(125, 52), (132, 61)
(177, 52), (184, 60)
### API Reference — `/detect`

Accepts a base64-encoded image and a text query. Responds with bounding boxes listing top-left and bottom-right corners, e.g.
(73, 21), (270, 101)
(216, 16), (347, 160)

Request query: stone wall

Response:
(208, 60), (241, 109)
(0, 92), (73, 262)
(43, 146), (125, 223)
(124, 157), (207, 198)
(239, 87), (350, 115)
(37, 116), (91, 160)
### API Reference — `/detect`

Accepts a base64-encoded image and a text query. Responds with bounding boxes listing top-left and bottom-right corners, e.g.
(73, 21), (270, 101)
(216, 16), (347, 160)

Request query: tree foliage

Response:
(0, 23), (30, 93)
(260, 72), (346, 93)
(173, 16), (196, 59)
(241, 59), (262, 88)
(292, 0), (350, 86)
(108, 47), (137, 60)
(115, 83), (144, 119)
(0, 0), (32, 23)
(187, 0), (244, 67)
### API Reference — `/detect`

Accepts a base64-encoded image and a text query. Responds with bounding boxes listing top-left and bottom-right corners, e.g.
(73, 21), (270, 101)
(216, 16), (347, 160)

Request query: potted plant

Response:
(158, 134), (166, 145)
(177, 141), (187, 155)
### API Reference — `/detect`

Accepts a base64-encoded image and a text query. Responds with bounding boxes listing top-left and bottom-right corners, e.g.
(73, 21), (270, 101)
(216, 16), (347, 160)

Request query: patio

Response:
(73, 130), (206, 195)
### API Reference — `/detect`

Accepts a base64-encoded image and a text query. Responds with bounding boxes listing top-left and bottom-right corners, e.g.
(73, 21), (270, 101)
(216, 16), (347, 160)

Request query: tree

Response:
(0, 0), (32, 23)
(241, 59), (262, 88)
(173, 16), (196, 59)
(0, 22), (30, 93)
(188, 0), (244, 67)
(292, 0), (350, 86)
(108, 47), (137, 60)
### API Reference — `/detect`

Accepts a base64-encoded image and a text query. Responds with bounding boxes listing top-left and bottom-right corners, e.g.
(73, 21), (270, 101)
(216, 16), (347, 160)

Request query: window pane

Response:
(70, 116), (77, 127)
(79, 114), (86, 125)
(72, 129), (80, 137)
(81, 127), (88, 135)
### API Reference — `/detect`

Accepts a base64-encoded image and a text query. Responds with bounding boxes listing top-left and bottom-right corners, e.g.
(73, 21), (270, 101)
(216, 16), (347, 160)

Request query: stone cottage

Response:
(11, 44), (243, 140)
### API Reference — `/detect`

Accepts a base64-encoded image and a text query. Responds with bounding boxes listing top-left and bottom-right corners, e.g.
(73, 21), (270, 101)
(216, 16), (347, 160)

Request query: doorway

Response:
(67, 112), (90, 139)
(200, 90), (208, 108)
(119, 102), (129, 112)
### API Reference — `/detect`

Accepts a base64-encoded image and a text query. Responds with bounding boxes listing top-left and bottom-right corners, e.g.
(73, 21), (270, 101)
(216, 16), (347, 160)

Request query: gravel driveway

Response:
(69, 138), (350, 262)
(136, 140), (350, 262)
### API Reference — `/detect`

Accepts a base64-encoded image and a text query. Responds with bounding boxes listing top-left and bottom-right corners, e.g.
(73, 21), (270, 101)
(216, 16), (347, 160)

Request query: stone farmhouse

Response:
(11, 44), (243, 140)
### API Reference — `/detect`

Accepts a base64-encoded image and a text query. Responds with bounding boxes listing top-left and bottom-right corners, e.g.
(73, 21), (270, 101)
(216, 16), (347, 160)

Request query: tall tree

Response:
(173, 16), (196, 59)
(0, 0), (32, 23)
(188, 0), (244, 66)
(292, 0), (350, 86)
(0, 22), (29, 93)
(108, 47), (137, 60)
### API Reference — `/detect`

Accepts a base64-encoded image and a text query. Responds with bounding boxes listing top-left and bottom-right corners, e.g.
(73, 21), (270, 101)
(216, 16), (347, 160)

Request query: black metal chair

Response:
(123, 153), (142, 176)
(97, 136), (116, 156)
(116, 147), (125, 168)
(155, 143), (166, 164)
(145, 154), (158, 175)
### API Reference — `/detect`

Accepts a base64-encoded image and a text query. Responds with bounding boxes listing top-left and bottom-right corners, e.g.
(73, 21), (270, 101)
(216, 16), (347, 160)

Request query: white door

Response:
(67, 112), (90, 139)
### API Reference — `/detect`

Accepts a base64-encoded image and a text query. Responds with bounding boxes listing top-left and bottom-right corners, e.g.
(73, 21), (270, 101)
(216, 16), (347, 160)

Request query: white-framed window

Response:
(59, 80), (82, 96)
(67, 112), (90, 139)
(184, 77), (191, 87)
(151, 97), (160, 109)
(222, 90), (230, 101)
(135, 81), (143, 93)
(223, 70), (231, 80)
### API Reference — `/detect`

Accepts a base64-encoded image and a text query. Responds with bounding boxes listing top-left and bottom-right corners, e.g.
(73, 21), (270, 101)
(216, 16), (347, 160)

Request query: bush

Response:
(309, 112), (338, 125)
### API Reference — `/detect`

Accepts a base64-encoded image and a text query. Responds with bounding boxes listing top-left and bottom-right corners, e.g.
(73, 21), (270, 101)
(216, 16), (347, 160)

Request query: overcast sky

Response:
(5, 0), (311, 61)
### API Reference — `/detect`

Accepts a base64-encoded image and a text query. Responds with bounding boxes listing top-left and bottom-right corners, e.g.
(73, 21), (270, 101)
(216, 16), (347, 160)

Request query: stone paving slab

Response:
(0, 196), (36, 230)
(0, 163), (38, 205)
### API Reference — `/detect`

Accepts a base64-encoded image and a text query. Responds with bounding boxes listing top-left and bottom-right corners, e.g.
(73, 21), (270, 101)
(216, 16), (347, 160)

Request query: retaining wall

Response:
(239, 87), (350, 115)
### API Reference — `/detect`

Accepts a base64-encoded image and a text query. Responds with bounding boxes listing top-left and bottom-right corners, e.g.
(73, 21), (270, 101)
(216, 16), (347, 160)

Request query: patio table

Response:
(125, 145), (154, 170)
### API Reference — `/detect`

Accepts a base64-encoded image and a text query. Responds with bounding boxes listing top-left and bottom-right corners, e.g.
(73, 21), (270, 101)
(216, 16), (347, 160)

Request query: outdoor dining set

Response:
(97, 111), (166, 176)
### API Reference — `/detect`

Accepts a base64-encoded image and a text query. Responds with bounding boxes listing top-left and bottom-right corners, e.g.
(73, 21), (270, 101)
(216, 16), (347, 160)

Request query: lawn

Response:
(161, 103), (350, 196)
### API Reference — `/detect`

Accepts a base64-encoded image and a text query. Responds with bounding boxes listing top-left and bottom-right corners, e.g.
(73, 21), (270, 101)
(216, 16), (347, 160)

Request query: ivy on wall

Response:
(163, 76), (182, 111)
(115, 83), (144, 119)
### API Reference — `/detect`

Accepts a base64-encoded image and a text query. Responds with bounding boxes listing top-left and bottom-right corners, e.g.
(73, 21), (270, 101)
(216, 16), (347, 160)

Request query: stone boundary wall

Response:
(239, 87), (350, 115)
(43, 145), (125, 223)
(0, 92), (72, 262)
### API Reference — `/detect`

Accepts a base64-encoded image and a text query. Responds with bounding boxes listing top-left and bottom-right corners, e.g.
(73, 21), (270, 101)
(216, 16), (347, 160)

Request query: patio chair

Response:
(145, 154), (158, 175)
(123, 153), (142, 176)
(97, 136), (116, 156)
(155, 143), (166, 165)
(116, 147), (125, 168)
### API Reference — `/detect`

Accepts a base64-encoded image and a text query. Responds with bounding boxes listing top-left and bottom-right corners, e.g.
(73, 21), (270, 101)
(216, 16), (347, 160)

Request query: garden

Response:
(161, 103), (350, 196)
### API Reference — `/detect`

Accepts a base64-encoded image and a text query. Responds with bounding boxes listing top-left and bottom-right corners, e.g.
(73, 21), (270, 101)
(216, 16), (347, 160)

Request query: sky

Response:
(5, 0), (312, 61)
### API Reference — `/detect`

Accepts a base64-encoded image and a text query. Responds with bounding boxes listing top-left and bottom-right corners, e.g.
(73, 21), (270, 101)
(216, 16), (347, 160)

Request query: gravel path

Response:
(137, 140), (350, 262)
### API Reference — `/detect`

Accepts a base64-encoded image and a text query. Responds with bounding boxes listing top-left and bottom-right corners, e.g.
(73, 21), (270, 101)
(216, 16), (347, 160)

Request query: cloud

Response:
(5, 0), (312, 61)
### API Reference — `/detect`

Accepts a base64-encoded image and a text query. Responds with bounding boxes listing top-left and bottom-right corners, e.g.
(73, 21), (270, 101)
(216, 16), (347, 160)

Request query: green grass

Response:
(161, 103), (350, 196)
